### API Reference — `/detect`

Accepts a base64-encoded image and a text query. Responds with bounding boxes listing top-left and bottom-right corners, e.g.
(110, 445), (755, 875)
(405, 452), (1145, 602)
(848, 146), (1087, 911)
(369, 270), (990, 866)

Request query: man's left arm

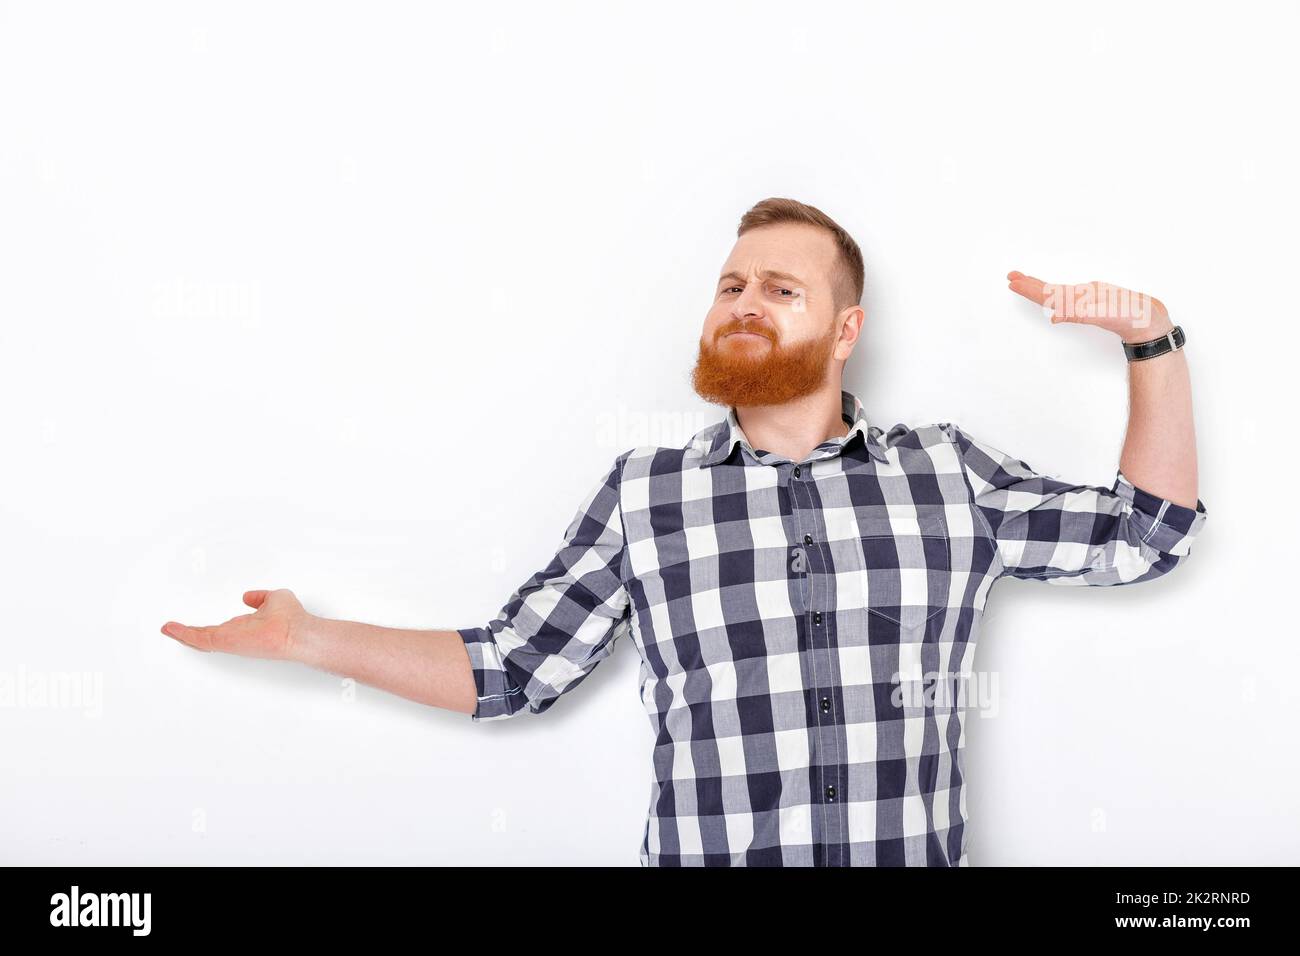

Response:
(947, 273), (1208, 586)
(1008, 270), (1199, 509)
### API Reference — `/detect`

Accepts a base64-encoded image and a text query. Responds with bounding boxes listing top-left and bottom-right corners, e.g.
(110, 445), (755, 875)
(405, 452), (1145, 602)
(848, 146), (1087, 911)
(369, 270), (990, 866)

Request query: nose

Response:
(731, 284), (766, 321)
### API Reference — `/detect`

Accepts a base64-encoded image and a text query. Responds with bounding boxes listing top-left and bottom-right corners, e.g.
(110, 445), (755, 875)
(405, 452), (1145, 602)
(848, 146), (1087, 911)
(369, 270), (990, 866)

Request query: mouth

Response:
(722, 330), (772, 343)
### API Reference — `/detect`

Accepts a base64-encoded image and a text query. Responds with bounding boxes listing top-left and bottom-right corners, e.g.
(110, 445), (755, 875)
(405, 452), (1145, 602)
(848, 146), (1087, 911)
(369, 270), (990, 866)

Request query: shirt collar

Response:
(698, 389), (889, 467)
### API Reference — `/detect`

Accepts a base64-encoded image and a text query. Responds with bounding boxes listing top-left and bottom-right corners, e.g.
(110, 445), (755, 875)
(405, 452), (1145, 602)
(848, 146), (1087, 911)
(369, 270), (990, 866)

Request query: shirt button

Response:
(813, 611), (823, 625)
(803, 533), (813, 546)
(793, 466), (802, 478)
(820, 696), (831, 713)
(825, 785), (837, 801)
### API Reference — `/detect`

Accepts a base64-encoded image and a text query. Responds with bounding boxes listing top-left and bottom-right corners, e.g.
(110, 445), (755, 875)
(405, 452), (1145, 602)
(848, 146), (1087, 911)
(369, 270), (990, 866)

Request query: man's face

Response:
(691, 222), (861, 407)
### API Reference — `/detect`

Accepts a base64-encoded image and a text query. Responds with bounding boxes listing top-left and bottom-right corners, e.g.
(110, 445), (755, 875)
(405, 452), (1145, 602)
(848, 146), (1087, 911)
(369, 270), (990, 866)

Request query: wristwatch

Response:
(1124, 325), (1185, 362)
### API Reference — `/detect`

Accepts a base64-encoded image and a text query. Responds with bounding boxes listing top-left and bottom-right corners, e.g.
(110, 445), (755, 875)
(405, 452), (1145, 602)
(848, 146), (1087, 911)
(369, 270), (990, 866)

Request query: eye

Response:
(720, 286), (742, 295)
(775, 288), (794, 297)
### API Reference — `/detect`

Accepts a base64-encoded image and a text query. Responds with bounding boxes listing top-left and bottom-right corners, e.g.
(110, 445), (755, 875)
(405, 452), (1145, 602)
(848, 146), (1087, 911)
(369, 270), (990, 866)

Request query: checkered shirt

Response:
(457, 390), (1208, 865)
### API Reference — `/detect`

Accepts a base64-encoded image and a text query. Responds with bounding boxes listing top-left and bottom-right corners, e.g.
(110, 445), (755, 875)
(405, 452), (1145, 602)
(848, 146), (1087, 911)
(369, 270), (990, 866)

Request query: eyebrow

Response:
(717, 269), (809, 290)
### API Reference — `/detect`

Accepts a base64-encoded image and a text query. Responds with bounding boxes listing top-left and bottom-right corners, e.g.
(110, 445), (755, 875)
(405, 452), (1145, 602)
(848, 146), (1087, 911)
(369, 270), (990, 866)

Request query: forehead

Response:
(720, 223), (837, 286)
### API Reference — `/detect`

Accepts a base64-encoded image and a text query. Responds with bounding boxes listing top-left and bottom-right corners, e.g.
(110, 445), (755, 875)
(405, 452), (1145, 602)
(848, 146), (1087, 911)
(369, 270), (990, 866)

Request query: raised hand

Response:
(1006, 271), (1173, 343)
(161, 588), (309, 661)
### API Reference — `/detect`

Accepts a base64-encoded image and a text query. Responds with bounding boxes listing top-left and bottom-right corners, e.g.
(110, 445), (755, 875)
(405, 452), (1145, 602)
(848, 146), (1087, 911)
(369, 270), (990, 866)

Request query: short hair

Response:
(736, 197), (865, 312)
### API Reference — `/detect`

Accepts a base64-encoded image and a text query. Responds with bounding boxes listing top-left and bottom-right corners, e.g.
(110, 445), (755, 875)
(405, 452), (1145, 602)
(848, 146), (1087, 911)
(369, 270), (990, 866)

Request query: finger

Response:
(160, 621), (216, 652)
(1007, 272), (1051, 306)
(161, 621), (202, 650)
(243, 590), (270, 610)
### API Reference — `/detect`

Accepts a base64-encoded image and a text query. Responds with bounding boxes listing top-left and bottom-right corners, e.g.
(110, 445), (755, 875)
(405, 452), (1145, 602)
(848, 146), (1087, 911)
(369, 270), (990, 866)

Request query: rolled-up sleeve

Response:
(947, 424), (1208, 585)
(458, 452), (632, 721)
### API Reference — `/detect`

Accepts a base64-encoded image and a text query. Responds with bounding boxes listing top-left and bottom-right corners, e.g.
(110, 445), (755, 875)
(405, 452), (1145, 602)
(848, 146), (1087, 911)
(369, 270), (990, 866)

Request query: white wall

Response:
(2, 0), (1295, 865)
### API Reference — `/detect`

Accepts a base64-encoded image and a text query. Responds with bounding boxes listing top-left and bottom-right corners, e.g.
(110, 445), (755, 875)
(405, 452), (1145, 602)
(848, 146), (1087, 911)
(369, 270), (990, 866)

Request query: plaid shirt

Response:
(458, 390), (1208, 866)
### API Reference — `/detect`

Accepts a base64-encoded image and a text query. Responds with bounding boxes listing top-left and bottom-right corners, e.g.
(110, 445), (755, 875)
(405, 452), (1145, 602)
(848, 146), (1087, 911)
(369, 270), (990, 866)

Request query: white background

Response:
(2, 0), (1296, 865)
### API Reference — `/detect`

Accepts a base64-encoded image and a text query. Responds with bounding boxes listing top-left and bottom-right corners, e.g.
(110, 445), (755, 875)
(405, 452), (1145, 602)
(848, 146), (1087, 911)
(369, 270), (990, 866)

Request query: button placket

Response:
(788, 461), (846, 863)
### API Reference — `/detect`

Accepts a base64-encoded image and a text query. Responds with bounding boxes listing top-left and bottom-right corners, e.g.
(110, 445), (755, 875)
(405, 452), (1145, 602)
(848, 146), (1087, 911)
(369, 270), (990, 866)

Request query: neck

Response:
(733, 381), (848, 463)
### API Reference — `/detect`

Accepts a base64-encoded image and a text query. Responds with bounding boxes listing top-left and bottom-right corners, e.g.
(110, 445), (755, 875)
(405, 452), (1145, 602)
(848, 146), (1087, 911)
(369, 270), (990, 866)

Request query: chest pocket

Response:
(857, 506), (952, 630)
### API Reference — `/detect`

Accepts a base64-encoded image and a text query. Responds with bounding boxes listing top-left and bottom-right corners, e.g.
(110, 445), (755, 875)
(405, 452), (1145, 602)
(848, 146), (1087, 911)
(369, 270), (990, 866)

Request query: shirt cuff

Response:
(456, 626), (519, 722)
(1114, 469), (1208, 557)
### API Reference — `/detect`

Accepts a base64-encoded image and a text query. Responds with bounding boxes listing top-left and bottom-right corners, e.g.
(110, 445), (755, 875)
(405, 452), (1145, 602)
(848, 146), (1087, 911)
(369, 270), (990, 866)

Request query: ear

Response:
(833, 305), (864, 361)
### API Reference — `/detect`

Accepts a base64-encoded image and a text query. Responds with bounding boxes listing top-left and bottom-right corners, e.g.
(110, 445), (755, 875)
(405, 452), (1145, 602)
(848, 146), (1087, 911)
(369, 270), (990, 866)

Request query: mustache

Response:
(714, 320), (777, 343)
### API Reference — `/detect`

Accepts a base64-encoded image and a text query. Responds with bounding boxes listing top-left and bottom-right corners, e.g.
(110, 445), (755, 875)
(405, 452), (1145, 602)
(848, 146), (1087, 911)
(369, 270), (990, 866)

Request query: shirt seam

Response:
(947, 424), (1006, 579)
(615, 449), (633, 591)
(1138, 498), (1170, 545)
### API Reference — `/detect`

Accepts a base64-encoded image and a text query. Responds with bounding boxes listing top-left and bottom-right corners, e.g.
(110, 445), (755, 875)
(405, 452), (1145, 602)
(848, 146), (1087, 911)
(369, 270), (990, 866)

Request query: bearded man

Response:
(162, 197), (1207, 867)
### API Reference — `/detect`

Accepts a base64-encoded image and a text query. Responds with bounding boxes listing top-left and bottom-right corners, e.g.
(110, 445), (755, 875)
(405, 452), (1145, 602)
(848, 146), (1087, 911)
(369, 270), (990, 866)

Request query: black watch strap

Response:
(1124, 325), (1185, 362)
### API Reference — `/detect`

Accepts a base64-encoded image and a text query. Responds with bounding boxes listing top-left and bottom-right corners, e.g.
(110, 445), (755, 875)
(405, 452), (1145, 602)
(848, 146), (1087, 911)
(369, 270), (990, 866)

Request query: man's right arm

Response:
(160, 451), (633, 719)
(161, 588), (479, 715)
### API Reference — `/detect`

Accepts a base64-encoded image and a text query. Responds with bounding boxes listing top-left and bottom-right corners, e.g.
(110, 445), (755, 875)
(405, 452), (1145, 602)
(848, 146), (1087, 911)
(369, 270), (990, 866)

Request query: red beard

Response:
(691, 318), (838, 407)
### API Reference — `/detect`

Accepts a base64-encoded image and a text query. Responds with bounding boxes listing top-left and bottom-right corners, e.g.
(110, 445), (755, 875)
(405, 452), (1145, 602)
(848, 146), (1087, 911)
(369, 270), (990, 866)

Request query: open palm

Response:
(1007, 270), (1171, 342)
(161, 588), (306, 660)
